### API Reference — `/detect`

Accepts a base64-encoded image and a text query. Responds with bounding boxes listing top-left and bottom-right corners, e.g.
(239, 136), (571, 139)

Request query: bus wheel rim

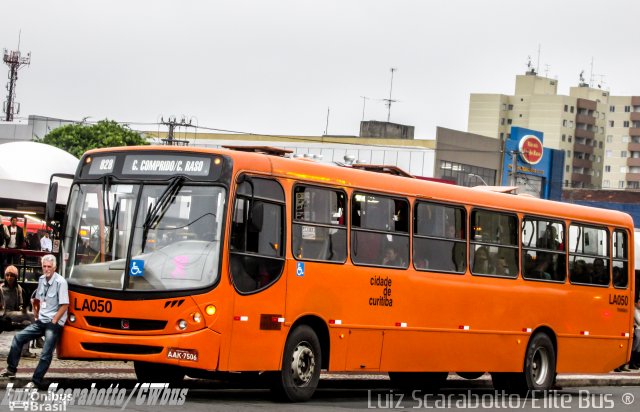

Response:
(290, 342), (315, 386)
(531, 347), (549, 386)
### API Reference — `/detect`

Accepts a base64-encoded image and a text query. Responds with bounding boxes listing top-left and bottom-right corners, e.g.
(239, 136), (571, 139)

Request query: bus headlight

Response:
(69, 314), (76, 323)
(192, 312), (202, 323)
(177, 319), (187, 330)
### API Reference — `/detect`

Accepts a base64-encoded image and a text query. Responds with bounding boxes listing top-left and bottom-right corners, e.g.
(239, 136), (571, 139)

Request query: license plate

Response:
(166, 348), (198, 362)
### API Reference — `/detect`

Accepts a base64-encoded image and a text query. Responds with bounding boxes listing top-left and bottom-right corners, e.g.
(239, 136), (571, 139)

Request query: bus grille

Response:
(81, 343), (163, 355)
(85, 317), (167, 331)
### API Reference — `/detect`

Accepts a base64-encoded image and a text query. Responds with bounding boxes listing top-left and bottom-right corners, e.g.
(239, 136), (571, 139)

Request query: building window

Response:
(620, 166), (627, 173)
(569, 121), (574, 128)
(610, 105), (615, 112)
(606, 135), (613, 143)
(439, 160), (496, 187)
(605, 165), (611, 172)
(609, 121), (615, 127)
(624, 121), (630, 127)
(606, 150), (612, 157)
(507, 119), (513, 125)
(508, 104), (513, 110)
(501, 118), (505, 125)
(570, 106), (574, 113)
(566, 150), (571, 158)
(502, 104), (507, 110)
(562, 134), (566, 142)
(622, 135), (630, 143)
(621, 151), (628, 158)
(564, 104), (568, 112)
(619, 181), (625, 189)
(625, 106), (631, 112)
(568, 136), (573, 143)
(603, 180), (610, 188)
(565, 165), (570, 172)
(499, 132), (504, 140)
(562, 120), (567, 127)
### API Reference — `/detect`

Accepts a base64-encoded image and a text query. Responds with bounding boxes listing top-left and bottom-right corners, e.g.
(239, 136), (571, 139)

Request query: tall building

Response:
(467, 70), (640, 189)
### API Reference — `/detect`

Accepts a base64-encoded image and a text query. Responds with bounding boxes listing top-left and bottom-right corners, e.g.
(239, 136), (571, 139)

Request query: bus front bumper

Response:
(57, 325), (221, 370)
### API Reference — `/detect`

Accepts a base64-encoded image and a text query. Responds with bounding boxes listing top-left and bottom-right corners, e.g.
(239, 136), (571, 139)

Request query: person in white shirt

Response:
(40, 232), (52, 252)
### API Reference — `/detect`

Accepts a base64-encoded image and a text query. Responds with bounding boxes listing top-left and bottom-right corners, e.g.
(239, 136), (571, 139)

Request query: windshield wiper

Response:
(106, 200), (120, 258)
(141, 176), (185, 252)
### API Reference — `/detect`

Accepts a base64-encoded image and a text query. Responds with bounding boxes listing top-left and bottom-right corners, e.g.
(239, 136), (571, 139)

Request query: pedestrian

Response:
(6, 217), (25, 265)
(40, 232), (52, 253)
(0, 254), (69, 389)
(0, 265), (35, 357)
(630, 299), (640, 369)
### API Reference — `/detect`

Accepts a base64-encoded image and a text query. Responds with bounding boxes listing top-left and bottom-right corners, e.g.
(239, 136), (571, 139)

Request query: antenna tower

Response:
(3, 46), (31, 122)
(383, 68), (398, 122)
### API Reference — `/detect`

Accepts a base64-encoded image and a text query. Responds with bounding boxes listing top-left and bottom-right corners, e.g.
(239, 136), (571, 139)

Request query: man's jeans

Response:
(6, 320), (63, 385)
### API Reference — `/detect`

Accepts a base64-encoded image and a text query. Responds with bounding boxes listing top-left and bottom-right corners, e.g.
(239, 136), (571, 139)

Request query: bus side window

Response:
(351, 192), (409, 268)
(612, 229), (628, 288)
(413, 201), (466, 274)
(292, 185), (347, 263)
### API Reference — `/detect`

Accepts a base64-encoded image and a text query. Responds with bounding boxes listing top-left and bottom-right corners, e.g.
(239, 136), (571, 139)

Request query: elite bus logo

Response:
(518, 135), (543, 165)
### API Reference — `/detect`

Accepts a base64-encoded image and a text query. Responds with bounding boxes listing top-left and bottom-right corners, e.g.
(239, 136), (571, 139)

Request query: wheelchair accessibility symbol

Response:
(296, 262), (305, 277)
(129, 259), (145, 277)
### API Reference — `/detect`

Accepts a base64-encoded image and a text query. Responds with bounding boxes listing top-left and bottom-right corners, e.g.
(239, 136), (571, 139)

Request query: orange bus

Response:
(48, 145), (636, 401)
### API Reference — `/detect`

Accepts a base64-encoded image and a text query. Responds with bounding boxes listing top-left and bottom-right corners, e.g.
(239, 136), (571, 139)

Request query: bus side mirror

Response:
(45, 182), (58, 224)
(249, 201), (264, 232)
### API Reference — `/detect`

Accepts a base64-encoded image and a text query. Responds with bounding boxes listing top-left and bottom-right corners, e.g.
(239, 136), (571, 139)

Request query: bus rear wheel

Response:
(492, 333), (556, 393)
(134, 361), (185, 384)
(271, 325), (321, 402)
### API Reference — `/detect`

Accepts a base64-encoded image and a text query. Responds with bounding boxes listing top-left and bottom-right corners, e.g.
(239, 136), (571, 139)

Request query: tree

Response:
(36, 119), (149, 158)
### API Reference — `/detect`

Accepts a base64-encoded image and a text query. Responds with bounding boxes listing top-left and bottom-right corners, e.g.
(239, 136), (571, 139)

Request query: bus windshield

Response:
(63, 182), (226, 291)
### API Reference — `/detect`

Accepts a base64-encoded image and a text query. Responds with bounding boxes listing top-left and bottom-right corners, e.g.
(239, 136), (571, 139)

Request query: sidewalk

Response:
(1, 330), (639, 386)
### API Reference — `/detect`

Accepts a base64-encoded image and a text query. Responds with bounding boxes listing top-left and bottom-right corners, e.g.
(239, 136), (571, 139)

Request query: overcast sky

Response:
(1, 0), (639, 138)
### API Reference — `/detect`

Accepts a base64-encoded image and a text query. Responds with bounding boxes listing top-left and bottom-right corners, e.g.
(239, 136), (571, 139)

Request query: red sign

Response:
(518, 135), (543, 165)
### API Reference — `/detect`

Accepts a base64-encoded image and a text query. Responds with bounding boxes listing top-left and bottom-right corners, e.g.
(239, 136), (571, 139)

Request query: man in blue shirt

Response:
(0, 254), (69, 388)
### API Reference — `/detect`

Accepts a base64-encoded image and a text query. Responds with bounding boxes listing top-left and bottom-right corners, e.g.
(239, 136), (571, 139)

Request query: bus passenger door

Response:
(226, 176), (288, 371)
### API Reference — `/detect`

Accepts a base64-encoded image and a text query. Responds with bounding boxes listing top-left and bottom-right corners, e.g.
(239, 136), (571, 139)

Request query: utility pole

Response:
(324, 107), (330, 136)
(510, 150), (519, 187)
(3, 47), (31, 122)
(160, 115), (193, 146)
(360, 96), (370, 121)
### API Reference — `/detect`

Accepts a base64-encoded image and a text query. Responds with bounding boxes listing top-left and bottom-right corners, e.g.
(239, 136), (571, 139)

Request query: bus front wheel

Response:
(134, 361), (185, 384)
(271, 325), (321, 402)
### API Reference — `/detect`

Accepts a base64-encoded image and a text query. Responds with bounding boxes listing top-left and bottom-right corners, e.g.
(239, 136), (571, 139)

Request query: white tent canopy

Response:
(0, 142), (78, 205)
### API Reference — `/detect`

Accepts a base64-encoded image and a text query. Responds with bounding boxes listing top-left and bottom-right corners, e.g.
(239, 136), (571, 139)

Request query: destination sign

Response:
(122, 155), (212, 176)
(82, 152), (225, 180)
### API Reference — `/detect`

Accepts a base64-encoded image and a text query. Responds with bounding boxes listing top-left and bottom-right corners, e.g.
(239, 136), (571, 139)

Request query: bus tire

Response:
(134, 361), (185, 384)
(271, 325), (321, 402)
(491, 333), (556, 393)
(523, 332), (556, 391)
(388, 372), (448, 392)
